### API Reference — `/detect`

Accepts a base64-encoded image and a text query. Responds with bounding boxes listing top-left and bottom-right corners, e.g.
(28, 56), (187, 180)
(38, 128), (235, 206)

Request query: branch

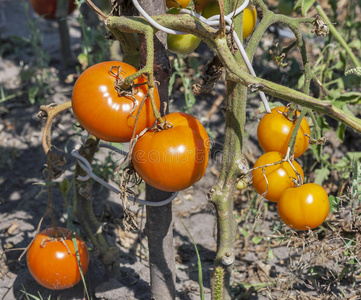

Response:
(103, 12), (361, 133)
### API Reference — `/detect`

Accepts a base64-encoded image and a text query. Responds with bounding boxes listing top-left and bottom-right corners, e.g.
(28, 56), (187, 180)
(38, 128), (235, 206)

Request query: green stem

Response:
(315, 4), (361, 68)
(287, 108), (308, 155)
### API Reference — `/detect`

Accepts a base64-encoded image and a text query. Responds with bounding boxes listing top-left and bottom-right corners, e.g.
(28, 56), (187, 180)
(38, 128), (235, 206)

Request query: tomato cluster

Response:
(27, 227), (89, 290)
(251, 106), (329, 230)
(71, 61), (209, 192)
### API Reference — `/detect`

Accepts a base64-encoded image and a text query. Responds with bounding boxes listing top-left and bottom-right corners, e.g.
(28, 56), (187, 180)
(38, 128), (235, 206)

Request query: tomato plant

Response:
(27, 227), (89, 290)
(72, 61), (160, 143)
(166, 0), (191, 9)
(167, 8), (201, 54)
(257, 106), (310, 158)
(30, 0), (76, 19)
(132, 112), (210, 192)
(252, 151), (304, 202)
(277, 183), (330, 230)
(201, 1), (257, 39)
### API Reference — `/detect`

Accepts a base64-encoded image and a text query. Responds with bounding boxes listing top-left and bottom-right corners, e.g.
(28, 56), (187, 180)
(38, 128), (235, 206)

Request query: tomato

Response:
(167, 8), (201, 54)
(277, 183), (330, 230)
(166, 0), (191, 9)
(27, 227), (89, 290)
(201, 0), (220, 18)
(257, 106), (310, 158)
(132, 112), (210, 192)
(195, 0), (213, 13)
(30, 0), (76, 20)
(201, 2), (257, 39)
(242, 6), (257, 39)
(72, 61), (160, 143)
(252, 151), (304, 202)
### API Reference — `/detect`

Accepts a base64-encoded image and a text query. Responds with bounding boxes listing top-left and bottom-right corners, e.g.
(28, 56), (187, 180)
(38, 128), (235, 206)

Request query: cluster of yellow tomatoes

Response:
(166, 0), (258, 54)
(249, 106), (330, 230)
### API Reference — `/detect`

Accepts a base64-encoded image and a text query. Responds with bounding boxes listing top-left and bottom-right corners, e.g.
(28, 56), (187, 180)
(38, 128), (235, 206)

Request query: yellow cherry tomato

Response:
(167, 8), (201, 54)
(242, 6), (257, 39)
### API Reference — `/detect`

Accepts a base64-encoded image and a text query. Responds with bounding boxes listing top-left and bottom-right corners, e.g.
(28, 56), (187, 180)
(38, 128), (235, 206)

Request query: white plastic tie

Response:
(71, 147), (178, 207)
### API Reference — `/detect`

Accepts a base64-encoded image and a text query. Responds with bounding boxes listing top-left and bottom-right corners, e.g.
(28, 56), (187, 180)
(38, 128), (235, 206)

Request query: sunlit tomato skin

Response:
(72, 61), (160, 143)
(166, 0), (191, 9)
(27, 227), (89, 290)
(252, 151), (304, 202)
(277, 183), (330, 230)
(132, 112), (210, 192)
(30, 0), (76, 20)
(167, 8), (201, 54)
(201, 2), (257, 39)
(257, 106), (310, 158)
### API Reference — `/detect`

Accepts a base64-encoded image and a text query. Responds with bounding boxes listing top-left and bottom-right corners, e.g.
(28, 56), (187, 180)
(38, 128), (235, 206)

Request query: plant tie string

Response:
(132, 0), (271, 113)
(71, 144), (178, 207)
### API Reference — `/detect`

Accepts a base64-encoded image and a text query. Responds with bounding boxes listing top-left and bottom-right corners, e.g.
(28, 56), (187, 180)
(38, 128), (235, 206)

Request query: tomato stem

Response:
(286, 108), (309, 158)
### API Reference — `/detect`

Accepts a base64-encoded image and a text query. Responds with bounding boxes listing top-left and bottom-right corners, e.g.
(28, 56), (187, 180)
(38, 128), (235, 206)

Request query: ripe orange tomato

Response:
(277, 183), (330, 230)
(30, 0), (76, 20)
(252, 151), (304, 202)
(27, 227), (89, 290)
(166, 0), (191, 9)
(167, 8), (201, 54)
(132, 112), (210, 192)
(72, 61), (160, 143)
(257, 106), (310, 158)
(201, 2), (257, 39)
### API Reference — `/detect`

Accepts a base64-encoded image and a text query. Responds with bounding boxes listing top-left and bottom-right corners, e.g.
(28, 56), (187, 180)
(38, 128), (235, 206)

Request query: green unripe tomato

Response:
(201, 0), (219, 19)
(167, 8), (201, 54)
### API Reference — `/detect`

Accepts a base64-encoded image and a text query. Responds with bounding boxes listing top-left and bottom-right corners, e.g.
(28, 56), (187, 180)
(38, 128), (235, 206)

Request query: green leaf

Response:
(252, 236), (263, 244)
(336, 122), (346, 141)
(314, 167), (330, 185)
(334, 91), (361, 105)
(240, 228), (249, 237)
(267, 249), (274, 260)
(168, 73), (177, 96)
(295, 0), (316, 16)
(28, 86), (39, 104)
(328, 195), (339, 213)
(348, 39), (361, 50)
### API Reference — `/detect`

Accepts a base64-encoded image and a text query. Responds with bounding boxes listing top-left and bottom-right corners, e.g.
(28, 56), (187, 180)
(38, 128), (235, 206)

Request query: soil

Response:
(1, 1), (361, 300)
